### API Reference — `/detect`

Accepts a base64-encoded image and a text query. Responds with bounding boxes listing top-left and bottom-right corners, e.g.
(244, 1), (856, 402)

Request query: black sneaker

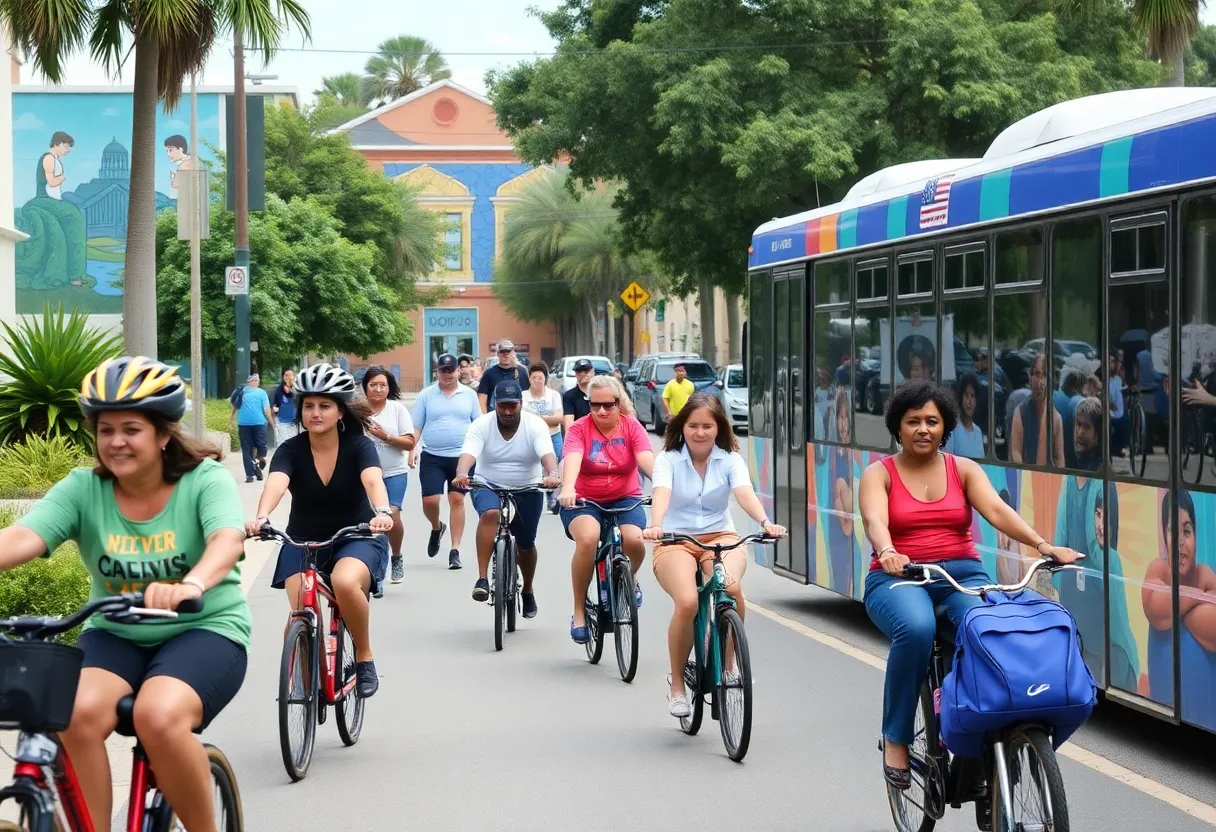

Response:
(356, 661), (379, 698)
(522, 592), (538, 618)
(448, 549), (461, 570)
(428, 522), (447, 558)
(245, 476), (254, 484)
(390, 555), (404, 584)
(254, 469), (263, 481)
(472, 577), (489, 601)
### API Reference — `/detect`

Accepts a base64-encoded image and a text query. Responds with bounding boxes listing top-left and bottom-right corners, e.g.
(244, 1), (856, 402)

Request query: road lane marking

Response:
(747, 601), (1216, 827)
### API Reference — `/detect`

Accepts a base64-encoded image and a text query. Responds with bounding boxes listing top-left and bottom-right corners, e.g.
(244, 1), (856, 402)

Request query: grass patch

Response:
(85, 245), (126, 262)
(0, 435), (93, 499)
(0, 505), (91, 643)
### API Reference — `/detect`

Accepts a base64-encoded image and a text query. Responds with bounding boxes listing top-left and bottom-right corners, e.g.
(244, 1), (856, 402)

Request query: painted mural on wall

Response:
(12, 92), (221, 314)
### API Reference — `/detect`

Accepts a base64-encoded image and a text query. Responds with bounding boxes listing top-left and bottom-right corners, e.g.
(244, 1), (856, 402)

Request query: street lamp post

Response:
(233, 28), (251, 385)
(189, 72), (203, 439)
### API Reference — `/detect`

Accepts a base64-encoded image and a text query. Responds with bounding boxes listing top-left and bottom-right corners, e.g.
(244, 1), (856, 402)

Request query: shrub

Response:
(0, 434), (92, 499)
(0, 506), (91, 643)
(0, 303), (124, 447)
(204, 398), (241, 450)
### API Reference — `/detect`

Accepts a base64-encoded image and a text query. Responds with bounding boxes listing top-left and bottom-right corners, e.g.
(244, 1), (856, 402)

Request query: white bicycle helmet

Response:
(294, 362), (357, 403)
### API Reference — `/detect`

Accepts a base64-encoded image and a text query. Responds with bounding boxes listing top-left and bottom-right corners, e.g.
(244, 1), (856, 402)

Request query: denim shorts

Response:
(471, 489), (544, 549)
(418, 452), (470, 498)
(271, 535), (390, 596)
(559, 496), (647, 540)
(383, 473), (408, 508)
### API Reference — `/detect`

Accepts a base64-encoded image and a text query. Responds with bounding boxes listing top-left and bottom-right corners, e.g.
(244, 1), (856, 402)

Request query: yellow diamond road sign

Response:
(620, 281), (650, 312)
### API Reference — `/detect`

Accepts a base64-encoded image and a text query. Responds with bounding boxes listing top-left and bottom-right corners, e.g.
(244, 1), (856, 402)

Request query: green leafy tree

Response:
(316, 72), (369, 107)
(363, 35), (452, 106)
(489, 0), (1159, 306)
(1187, 23), (1216, 83)
(0, 0), (310, 359)
(263, 102), (442, 300)
(156, 195), (411, 372)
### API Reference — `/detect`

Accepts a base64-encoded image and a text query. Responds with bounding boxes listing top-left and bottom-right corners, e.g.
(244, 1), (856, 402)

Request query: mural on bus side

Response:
(11, 92), (222, 314)
(801, 440), (1216, 732)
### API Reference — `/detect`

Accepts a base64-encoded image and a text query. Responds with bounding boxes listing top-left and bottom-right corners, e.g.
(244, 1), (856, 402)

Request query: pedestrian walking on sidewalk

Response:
(228, 373), (272, 483)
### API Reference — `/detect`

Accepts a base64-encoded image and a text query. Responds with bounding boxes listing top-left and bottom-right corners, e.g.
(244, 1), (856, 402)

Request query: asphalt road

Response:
(181, 434), (1216, 831)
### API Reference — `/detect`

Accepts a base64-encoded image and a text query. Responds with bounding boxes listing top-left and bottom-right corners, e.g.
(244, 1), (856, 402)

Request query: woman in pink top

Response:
(558, 375), (655, 644)
(859, 380), (1081, 791)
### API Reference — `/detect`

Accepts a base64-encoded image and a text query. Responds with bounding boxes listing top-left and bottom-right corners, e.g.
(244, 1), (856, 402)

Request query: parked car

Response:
(634, 356), (718, 433)
(548, 355), (613, 393)
(712, 363), (748, 432)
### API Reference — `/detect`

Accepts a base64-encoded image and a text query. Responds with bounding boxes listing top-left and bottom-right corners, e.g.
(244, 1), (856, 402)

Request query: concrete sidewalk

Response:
(1, 450), (287, 827)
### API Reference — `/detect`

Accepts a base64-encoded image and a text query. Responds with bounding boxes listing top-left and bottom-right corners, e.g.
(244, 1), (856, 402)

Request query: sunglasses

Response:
(590, 399), (619, 411)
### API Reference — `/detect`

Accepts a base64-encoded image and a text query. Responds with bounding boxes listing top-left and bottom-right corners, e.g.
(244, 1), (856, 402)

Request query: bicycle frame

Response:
(585, 500), (648, 628)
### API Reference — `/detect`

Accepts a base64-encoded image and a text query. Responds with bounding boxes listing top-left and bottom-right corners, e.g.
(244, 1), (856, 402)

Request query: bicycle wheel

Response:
(493, 538), (506, 651)
(991, 725), (1069, 832)
(716, 607), (752, 761)
(335, 618), (364, 746)
(679, 656), (704, 735)
(584, 581), (604, 664)
(612, 560), (639, 682)
(505, 538), (518, 635)
(278, 617), (317, 782)
(1129, 402), (1147, 477)
(886, 682), (943, 832)
(149, 743), (245, 831)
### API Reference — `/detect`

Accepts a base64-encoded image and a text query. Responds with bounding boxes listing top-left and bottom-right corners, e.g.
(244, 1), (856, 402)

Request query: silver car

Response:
(713, 364), (748, 432)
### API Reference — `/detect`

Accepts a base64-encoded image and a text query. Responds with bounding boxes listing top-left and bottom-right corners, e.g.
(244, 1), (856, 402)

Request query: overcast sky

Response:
(19, 0), (564, 100)
(19, 1), (1216, 99)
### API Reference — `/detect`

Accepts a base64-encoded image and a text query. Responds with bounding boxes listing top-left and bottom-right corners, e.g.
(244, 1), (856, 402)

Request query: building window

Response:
(444, 212), (462, 271)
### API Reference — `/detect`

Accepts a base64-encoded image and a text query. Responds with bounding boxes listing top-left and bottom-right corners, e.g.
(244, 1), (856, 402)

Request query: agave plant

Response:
(0, 303), (124, 445)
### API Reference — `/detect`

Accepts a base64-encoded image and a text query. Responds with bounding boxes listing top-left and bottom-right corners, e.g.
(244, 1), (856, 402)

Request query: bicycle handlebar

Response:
(254, 522), (376, 550)
(574, 496), (652, 512)
(655, 532), (779, 552)
(466, 477), (548, 495)
(0, 592), (204, 640)
(891, 557), (1081, 596)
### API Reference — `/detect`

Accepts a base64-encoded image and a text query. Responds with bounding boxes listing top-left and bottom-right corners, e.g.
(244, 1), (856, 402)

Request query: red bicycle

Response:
(0, 593), (244, 831)
(254, 522), (375, 782)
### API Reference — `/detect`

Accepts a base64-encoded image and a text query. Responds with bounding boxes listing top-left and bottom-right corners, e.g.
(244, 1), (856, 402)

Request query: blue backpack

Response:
(939, 589), (1097, 758)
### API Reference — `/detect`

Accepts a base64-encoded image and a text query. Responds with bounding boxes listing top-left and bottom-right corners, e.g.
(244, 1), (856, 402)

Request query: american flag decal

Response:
(919, 174), (955, 229)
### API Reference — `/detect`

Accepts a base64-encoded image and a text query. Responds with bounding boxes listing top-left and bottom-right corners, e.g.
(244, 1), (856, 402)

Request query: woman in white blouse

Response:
(642, 392), (785, 717)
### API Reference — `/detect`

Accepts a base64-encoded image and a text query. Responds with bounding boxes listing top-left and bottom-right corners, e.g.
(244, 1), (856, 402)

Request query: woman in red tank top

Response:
(859, 380), (1081, 791)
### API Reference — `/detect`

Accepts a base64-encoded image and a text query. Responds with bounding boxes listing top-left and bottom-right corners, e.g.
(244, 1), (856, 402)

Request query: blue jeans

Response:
(864, 558), (990, 746)
(238, 424), (268, 478)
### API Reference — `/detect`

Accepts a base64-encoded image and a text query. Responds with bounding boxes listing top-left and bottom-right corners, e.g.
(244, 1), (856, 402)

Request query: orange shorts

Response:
(651, 531), (742, 573)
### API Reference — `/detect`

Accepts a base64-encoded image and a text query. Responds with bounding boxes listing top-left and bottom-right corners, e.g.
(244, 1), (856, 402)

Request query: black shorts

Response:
(77, 627), (247, 731)
(270, 535), (390, 596)
(418, 451), (472, 498)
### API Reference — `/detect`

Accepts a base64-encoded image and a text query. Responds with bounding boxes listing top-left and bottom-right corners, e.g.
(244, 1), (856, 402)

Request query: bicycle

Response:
(254, 522), (379, 782)
(578, 496), (651, 683)
(466, 478), (546, 652)
(0, 593), (244, 831)
(884, 557), (1083, 832)
(659, 532), (777, 763)
(1125, 388), (1147, 477)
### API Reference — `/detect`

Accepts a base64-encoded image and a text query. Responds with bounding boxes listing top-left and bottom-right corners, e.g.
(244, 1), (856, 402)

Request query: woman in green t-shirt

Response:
(0, 356), (249, 832)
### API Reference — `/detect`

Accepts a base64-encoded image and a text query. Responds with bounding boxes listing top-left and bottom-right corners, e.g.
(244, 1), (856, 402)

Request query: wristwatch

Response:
(373, 506), (392, 517)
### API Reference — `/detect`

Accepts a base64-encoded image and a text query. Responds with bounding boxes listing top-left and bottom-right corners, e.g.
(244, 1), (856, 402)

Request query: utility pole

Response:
(189, 71), (204, 439)
(233, 28), (251, 384)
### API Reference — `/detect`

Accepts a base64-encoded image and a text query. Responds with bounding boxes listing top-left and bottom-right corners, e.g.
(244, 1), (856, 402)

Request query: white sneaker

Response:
(668, 692), (691, 718)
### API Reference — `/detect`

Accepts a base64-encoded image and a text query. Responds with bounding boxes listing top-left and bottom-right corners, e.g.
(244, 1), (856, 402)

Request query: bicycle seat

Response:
(114, 695), (202, 738)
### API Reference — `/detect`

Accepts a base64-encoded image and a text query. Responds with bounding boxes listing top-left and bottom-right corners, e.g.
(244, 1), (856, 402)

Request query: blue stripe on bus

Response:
(838, 208), (859, 249)
(749, 110), (1216, 268)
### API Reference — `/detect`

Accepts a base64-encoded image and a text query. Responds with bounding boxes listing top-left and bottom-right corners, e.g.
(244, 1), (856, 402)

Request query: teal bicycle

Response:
(659, 532), (776, 762)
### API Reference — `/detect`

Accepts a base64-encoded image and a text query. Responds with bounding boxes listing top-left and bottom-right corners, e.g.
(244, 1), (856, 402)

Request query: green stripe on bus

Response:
(1100, 137), (1133, 198)
(979, 170), (1012, 221)
(839, 208), (859, 249)
(886, 197), (907, 239)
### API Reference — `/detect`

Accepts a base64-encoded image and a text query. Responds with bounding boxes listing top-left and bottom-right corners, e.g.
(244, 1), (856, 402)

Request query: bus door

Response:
(773, 268), (808, 577)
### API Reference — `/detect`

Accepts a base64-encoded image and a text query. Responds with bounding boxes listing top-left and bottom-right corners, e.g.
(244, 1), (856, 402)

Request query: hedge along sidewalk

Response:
(0, 450), (289, 827)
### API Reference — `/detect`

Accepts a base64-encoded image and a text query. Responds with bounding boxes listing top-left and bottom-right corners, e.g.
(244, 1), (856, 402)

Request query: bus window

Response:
(1111, 213), (1167, 278)
(1108, 281), (1169, 482)
(1052, 216), (1103, 472)
(816, 260), (849, 306)
(748, 271), (773, 438)
(1181, 197), (1216, 488)
(944, 245), (984, 292)
(813, 311), (851, 443)
(995, 291), (1054, 465)
(942, 295), (989, 459)
(897, 253), (933, 298)
(893, 302), (936, 388)
(995, 227), (1044, 285)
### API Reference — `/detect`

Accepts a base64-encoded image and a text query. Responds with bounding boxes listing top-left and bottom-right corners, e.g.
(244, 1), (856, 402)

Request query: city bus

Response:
(744, 87), (1216, 736)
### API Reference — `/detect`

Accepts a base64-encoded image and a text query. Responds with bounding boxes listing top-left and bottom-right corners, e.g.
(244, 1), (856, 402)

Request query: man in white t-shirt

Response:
(454, 380), (561, 618)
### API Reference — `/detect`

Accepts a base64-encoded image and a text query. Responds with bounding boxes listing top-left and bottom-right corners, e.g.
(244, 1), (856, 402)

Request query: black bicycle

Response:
(577, 496), (651, 683)
(467, 477), (547, 651)
(884, 557), (1083, 832)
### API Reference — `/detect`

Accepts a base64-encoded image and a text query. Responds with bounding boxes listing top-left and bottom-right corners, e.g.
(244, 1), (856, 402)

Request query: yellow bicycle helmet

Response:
(80, 356), (187, 421)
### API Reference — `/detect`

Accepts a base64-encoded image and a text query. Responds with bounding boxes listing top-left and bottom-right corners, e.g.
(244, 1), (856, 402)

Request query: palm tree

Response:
(0, 0), (310, 359)
(315, 72), (368, 108)
(363, 35), (451, 107)
(1134, 0), (1203, 85)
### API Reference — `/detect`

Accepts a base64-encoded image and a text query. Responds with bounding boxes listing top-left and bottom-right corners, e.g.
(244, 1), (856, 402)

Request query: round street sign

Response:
(225, 265), (249, 296)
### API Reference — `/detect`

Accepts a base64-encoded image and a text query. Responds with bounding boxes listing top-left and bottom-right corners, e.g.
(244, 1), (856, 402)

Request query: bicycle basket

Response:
(0, 641), (84, 732)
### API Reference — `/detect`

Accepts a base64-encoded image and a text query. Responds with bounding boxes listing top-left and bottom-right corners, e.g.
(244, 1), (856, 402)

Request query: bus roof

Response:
(749, 88), (1216, 271)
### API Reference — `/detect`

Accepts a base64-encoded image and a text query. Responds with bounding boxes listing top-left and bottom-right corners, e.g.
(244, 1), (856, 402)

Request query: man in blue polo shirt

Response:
(227, 373), (273, 483)
(410, 353), (481, 569)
